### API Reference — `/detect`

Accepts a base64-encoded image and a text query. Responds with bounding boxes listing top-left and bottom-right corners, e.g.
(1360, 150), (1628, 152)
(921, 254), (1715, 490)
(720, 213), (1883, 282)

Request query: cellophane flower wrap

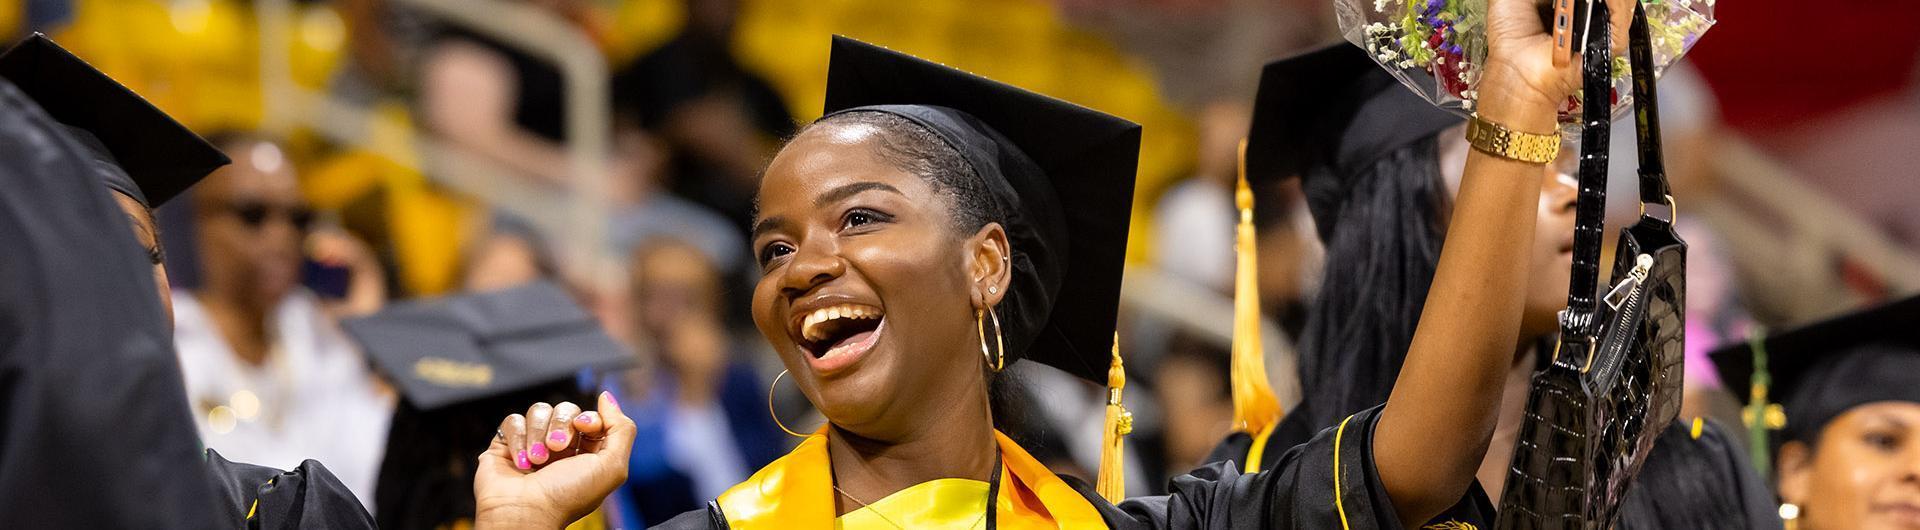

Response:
(1336, 0), (1713, 125)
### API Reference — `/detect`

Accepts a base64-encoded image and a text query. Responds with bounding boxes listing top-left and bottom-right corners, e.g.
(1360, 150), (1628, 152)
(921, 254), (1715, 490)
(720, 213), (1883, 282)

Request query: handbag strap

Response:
(1629, 3), (1672, 208)
(1564, 0), (1614, 334)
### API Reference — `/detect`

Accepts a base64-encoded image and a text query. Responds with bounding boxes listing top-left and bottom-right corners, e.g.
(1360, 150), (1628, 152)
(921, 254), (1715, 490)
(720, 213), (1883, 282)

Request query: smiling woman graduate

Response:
(486, 0), (1629, 521)
(645, 32), (1540, 529)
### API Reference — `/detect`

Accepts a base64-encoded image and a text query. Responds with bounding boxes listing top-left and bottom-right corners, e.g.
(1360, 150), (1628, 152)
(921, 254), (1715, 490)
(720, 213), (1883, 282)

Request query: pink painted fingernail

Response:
(603, 391), (620, 411)
(515, 450), (531, 470)
(529, 443), (548, 462)
(575, 412), (595, 426)
(549, 430), (568, 444)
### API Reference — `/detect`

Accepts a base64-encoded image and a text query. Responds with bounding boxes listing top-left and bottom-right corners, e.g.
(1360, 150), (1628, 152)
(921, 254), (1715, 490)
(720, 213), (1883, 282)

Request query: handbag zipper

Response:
(1603, 254), (1654, 311)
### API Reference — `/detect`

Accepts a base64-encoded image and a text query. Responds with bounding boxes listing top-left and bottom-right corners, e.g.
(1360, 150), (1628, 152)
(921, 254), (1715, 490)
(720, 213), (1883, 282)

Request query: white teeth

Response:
(798, 304), (882, 346)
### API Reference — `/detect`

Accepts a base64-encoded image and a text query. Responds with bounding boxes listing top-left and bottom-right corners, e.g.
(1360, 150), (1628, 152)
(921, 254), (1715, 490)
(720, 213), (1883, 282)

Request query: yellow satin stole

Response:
(716, 429), (1106, 529)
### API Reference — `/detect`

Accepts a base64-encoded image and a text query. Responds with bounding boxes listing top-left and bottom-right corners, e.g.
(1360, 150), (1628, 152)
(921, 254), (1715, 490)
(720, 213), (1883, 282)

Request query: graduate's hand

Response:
(474, 392), (635, 529)
(1478, 0), (1635, 131)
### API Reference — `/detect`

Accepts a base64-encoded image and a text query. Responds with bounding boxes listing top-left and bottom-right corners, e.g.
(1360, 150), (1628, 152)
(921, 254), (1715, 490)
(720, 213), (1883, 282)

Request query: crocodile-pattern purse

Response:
(1495, 3), (1689, 528)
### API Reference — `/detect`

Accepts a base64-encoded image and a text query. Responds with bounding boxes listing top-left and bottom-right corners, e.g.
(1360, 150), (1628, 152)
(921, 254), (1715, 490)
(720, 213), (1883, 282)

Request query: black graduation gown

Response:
(0, 79), (220, 527)
(1209, 403), (1781, 529)
(204, 449), (377, 529)
(654, 405), (1477, 529)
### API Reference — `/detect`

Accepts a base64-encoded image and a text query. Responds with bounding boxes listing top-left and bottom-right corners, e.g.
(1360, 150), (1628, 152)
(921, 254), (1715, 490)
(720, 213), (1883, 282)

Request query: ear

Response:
(1777, 440), (1815, 506)
(965, 223), (1012, 311)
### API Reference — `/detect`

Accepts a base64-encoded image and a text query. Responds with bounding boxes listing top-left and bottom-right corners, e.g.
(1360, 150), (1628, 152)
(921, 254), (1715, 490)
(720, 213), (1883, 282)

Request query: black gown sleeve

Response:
(204, 449), (377, 529)
(1075, 405), (1483, 530)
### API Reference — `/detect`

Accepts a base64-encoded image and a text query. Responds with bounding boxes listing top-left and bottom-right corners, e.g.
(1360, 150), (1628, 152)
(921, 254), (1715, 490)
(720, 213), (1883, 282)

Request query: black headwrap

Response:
(819, 37), (1141, 384)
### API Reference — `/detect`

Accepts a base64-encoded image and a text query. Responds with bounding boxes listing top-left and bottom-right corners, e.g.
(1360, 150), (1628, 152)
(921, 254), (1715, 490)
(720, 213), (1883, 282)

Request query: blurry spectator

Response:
(418, 0), (653, 189)
(609, 186), (745, 280)
(1144, 335), (1234, 487)
(612, 236), (783, 524)
(461, 212), (558, 292)
(613, 0), (794, 236)
(171, 133), (395, 508)
(1151, 100), (1245, 292)
(1152, 98), (1320, 333)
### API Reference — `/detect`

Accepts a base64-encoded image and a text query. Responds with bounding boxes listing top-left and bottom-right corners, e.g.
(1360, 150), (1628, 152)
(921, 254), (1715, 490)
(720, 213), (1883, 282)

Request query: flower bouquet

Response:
(1335, 0), (1714, 125)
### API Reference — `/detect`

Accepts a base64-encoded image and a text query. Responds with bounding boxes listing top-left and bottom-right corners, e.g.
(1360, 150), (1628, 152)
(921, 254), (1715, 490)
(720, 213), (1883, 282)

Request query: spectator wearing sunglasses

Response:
(170, 133), (397, 509)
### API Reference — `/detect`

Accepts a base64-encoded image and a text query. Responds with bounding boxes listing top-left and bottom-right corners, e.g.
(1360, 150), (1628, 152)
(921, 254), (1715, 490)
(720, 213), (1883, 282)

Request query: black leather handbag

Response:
(1495, 3), (1689, 528)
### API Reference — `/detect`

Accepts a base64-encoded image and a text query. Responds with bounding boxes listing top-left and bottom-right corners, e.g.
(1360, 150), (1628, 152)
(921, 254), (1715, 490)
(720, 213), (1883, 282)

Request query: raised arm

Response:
(1372, 0), (1634, 524)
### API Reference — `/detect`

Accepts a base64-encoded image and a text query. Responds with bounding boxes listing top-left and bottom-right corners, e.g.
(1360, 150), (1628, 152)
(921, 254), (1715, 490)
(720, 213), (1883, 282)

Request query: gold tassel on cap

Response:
(1096, 333), (1131, 503)
(1231, 140), (1283, 472)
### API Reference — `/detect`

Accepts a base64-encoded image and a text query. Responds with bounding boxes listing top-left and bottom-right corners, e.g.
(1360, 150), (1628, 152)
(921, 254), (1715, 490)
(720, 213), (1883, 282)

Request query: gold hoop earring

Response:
(977, 307), (1005, 372)
(768, 369), (810, 438)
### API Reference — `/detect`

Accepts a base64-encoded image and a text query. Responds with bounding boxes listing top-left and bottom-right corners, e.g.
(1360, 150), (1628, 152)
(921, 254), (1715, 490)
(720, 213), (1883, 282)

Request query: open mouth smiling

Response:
(789, 301), (886, 373)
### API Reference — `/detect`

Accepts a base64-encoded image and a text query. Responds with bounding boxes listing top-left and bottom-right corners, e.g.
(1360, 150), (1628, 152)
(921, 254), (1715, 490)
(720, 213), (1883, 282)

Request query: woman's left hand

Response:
(473, 392), (635, 529)
(1478, 0), (1637, 130)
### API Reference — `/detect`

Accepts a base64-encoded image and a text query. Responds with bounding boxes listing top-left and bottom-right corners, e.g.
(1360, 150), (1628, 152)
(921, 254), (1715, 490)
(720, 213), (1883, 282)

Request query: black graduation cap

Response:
(1244, 42), (1462, 240)
(341, 280), (633, 410)
(1709, 294), (1920, 444)
(820, 36), (1141, 384)
(0, 34), (228, 207)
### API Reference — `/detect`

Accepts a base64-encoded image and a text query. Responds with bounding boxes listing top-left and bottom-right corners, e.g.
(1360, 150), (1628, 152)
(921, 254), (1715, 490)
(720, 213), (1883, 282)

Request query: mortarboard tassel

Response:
(1231, 140), (1284, 472)
(1741, 328), (1784, 477)
(1096, 333), (1131, 502)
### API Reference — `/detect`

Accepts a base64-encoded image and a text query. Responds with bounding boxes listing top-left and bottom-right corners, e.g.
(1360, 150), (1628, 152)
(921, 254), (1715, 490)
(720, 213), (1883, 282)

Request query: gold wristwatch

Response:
(1465, 113), (1560, 165)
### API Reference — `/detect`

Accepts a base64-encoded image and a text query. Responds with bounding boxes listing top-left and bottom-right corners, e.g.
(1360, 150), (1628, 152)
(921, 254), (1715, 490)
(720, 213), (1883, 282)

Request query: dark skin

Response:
(483, 0), (1637, 524)
(749, 121), (1008, 513)
(738, 0), (1629, 517)
(112, 193), (173, 325)
(191, 140), (307, 366)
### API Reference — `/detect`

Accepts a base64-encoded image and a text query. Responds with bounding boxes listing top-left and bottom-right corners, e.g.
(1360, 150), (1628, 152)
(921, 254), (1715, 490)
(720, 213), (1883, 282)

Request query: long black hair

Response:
(1290, 135), (1449, 431)
(1288, 131), (1778, 530)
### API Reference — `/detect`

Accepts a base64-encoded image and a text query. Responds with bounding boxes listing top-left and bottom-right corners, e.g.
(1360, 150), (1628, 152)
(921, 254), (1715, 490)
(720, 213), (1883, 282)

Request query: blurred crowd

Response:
(6, 0), (1918, 526)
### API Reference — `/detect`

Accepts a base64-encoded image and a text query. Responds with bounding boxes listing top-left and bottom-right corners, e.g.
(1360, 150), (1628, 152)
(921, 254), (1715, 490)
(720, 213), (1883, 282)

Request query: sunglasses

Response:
(223, 201), (316, 231)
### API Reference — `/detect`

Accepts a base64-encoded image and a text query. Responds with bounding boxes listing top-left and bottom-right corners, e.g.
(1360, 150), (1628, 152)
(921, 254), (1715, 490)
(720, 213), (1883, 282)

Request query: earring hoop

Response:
(768, 369), (810, 438)
(977, 307), (1005, 372)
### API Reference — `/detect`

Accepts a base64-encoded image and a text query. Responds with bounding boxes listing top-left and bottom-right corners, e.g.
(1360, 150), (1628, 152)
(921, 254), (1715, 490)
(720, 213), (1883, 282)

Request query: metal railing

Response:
(256, 0), (618, 286)
(1697, 138), (1920, 324)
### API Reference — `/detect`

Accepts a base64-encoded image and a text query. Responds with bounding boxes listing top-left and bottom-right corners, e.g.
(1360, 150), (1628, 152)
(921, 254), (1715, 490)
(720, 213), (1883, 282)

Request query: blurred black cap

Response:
(820, 36), (1141, 384)
(1709, 294), (1920, 444)
(0, 34), (228, 207)
(342, 281), (633, 411)
(1245, 42), (1461, 240)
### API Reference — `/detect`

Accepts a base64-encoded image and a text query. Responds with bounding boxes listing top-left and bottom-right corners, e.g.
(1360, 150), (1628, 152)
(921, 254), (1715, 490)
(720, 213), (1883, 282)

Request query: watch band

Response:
(1466, 114), (1561, 165)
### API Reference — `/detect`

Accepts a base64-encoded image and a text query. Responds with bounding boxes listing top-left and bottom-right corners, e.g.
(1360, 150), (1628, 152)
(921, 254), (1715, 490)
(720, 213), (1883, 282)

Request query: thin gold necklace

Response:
(832, 455), (1000, 529)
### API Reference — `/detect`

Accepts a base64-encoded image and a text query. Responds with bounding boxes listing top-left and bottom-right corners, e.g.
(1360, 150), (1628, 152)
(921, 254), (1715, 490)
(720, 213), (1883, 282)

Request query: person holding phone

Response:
(169, 132), (398, 509)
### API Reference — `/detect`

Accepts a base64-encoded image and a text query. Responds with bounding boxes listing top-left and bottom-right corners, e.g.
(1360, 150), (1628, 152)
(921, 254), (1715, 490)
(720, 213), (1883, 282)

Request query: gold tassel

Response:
(1096, 333), (1131, 503)
(1230, 140), (1283, 463)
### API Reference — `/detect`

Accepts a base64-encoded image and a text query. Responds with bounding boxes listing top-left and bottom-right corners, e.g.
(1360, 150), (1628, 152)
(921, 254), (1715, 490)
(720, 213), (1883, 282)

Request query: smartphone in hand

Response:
(302, 258), (353, 300)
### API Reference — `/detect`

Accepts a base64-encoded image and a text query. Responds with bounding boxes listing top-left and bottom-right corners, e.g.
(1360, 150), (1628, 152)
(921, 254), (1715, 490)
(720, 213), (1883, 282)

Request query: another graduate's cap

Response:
(1710, 294), (1920, 444)
(819, 36), (1141, 384)
(1244, 42), (1461, 240)
(0, 34), (228, 207)
(341, 281), (633, 410)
